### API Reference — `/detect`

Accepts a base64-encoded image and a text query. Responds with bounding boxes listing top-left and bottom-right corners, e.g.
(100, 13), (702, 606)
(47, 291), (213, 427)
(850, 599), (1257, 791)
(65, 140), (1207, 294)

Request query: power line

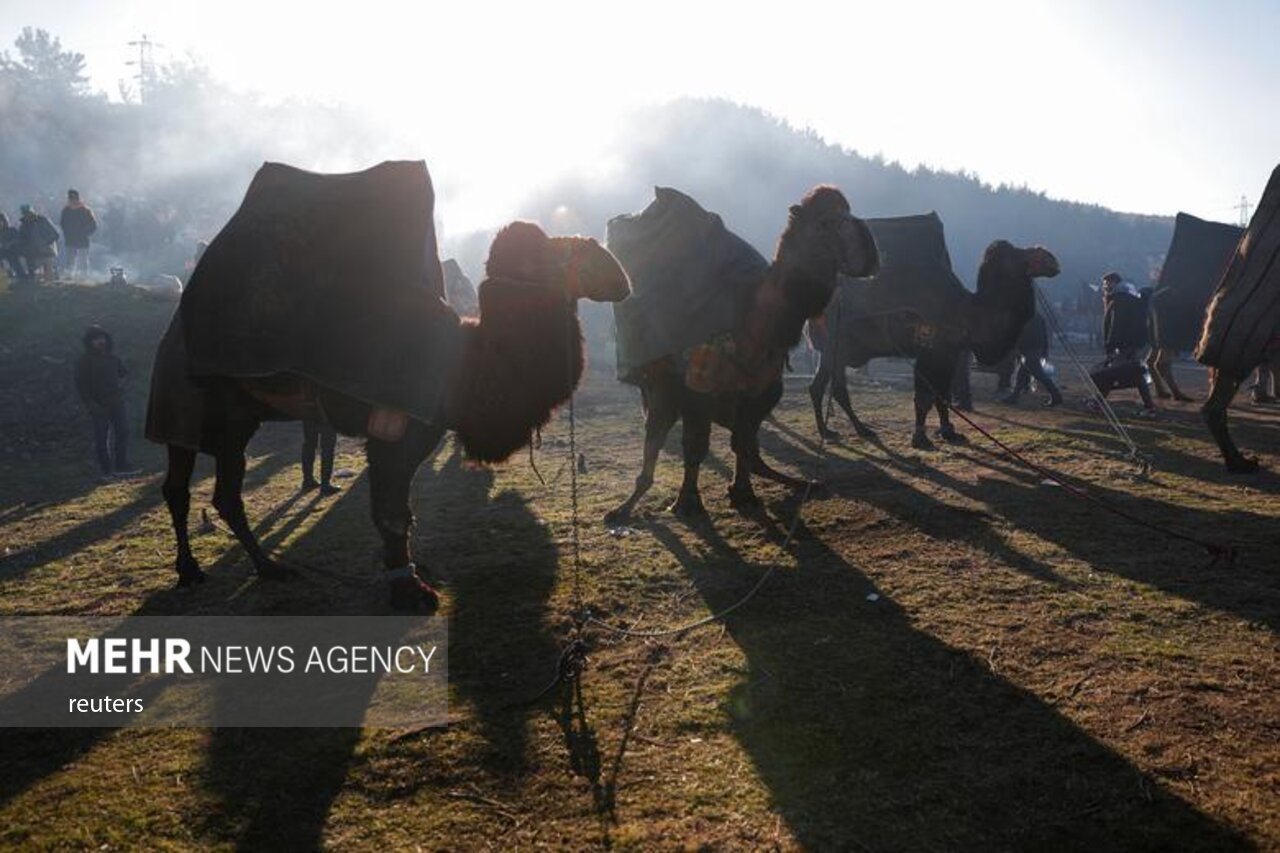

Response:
(1235, 194), (1251, 227)
(125, 33), (163, 103)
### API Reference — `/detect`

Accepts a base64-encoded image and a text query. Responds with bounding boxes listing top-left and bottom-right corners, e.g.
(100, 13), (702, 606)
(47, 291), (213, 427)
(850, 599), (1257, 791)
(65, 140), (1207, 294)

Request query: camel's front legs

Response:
(163, 444), (203, 587)
(367, 428), (441, 611)
(1202, 367), (1258, 473)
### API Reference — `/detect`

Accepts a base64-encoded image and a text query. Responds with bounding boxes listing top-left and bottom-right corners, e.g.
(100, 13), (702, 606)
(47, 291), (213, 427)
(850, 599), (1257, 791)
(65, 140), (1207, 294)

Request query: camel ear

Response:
(790, 205), (802, 217)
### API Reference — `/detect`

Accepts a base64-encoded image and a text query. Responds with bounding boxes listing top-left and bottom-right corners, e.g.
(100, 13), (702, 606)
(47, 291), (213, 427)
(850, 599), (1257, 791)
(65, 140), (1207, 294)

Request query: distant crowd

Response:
(0, 189), (98, 283)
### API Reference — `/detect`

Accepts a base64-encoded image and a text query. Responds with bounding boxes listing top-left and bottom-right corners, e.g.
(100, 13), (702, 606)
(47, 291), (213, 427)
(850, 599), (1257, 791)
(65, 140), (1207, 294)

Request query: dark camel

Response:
(808, 241), (1061, 448)
(607, 186), (879, 522)
(153, 223), (629, 609)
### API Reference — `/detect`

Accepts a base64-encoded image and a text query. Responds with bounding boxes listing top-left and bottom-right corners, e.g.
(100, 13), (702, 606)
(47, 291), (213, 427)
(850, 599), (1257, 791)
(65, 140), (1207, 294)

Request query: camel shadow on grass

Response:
(644, 509), (1249, 850)
(0, 450), (398, 850)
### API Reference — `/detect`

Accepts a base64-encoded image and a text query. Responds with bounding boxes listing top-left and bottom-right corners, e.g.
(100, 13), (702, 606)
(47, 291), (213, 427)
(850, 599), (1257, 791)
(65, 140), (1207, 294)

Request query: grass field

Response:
(0, 285), (1277, 850)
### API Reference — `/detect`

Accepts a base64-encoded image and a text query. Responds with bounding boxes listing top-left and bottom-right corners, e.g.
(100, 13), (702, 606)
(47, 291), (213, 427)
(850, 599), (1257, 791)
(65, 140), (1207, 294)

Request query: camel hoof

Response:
(854, 424), (878, 440)
(389, 573), (440, 613)
(175, 560), (206, 588)
(819, 427), (841, 442)
(604, 506), (632, 525)
(728, 486), (763, 512)
(255, 560), (299, 581)
(670, 492), (707, 519)
(1226, 456), (1261, 475)
(1174, 394), (1194, 403)
(911, 431), (935, 451)
(937, 428), (967, 445)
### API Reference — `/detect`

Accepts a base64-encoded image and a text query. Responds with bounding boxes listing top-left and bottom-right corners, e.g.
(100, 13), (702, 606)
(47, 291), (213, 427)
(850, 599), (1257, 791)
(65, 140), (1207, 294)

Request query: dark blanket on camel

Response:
(147, 160), (460, 448)
(1197, 164), (1280, 370)
(828, 212), (973, 353)
(1151, 213), (1243, 352)
(607, 187), (769, 385)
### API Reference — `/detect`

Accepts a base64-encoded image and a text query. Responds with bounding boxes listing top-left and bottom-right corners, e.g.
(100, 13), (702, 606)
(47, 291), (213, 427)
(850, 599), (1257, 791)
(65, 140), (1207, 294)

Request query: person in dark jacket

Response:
(75, 325), (140, 478)
(0, 213), (27, 279)
(18, 204), (59, 282)
(60, 189), (98, 279)
(1002, 313), (1063, 407)
(1092, 272), (1156, 416)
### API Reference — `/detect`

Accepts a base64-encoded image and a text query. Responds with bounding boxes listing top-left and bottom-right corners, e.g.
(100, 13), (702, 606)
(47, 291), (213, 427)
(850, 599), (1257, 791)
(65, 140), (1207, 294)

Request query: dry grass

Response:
(0, 286), (1277, 850)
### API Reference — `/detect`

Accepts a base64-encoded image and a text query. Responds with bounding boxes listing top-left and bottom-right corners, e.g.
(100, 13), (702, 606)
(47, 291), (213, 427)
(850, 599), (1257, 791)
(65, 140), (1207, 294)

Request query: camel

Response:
(150, 222), (630, 609)
(808, 240), (1061, 448)
(1197, 165), (1280, 473)
(606, 186), (879, 521)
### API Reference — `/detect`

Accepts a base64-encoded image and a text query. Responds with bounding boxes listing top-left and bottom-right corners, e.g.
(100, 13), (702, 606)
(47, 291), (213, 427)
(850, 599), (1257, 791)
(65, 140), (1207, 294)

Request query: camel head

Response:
(549, 236), (631, 303)
(483, 222), (629, 303)
(972, 241), (1061, 364)
(775, 185), (880, 320)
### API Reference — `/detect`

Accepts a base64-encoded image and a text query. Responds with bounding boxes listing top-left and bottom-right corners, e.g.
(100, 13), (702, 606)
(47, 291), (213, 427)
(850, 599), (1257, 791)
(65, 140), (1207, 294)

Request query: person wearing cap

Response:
(18, 204), (60, 282)
(60, 190), (98, 280)
(74, 325), (140, 479)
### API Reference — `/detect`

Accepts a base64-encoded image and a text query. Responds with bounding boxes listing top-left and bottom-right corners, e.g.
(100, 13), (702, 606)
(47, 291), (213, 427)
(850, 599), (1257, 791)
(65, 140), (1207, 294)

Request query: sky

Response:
(2, 0), (1277, 232)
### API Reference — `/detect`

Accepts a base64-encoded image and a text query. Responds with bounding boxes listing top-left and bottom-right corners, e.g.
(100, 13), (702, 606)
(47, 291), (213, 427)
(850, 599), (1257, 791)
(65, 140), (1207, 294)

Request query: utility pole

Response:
(1235, 194), (1251, 227)
(126, 34), (163, 103)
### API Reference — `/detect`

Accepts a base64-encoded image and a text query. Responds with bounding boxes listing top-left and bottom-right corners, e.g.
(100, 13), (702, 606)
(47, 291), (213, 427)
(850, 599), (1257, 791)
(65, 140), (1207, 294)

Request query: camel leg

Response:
(911, 361), (937, 450)
(728, 381), (794, 509)
(832, 363), (877, 439)
(606, 380), (680, 523)
(924, 354), (966, 444)
(1147, 348), (1173, 399)
(211, 432), (293, 580)
(671, 392), (711, 518)
(163, 445), (204, 587)
(1159, 349), (1193, 401)
(808, 358), (837, 440)
(1202, 367), (1259, 473)
(367, 426), (442, 611)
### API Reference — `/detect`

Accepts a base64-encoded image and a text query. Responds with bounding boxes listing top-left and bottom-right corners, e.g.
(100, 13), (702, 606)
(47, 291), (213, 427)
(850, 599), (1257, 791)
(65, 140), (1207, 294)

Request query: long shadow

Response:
(644, 514), (1250, 850)
(0, 445), (377, 850)
(758, 426), (1074, 587)
(0, 448), (294, 582)
(424, 445), (561, 774)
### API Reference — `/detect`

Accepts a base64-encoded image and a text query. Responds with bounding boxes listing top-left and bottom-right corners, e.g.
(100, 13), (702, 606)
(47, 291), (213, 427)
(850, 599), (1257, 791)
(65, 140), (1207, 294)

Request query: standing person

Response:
(1092, 272), (1157, 416)
(1002, 312), (1063, 407)
(60, 189), (97, 280)
(18, 204), (60, 282)
(0, 213), (28, 280)
(74, 325), (140, 479)
(301, 418), (339, 496)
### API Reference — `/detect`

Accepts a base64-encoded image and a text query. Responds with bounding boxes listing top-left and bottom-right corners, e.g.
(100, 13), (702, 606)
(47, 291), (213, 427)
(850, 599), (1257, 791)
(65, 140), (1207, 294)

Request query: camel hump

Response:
(175, 159), (458, 424)
(608, 187), (768, 385)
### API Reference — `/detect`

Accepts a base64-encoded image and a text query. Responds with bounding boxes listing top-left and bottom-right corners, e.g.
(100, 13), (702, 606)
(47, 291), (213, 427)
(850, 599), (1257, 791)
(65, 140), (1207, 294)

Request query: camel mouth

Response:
(550, 236), (632, 303)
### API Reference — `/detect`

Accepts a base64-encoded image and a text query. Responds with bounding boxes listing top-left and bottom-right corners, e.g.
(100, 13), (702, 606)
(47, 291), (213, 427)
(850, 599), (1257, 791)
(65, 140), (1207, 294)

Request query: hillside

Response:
(500, 99), (1174, 298)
